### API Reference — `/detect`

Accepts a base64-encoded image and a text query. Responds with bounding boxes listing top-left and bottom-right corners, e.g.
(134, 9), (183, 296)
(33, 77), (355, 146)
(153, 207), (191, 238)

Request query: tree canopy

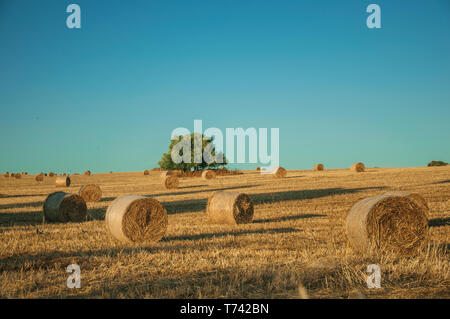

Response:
(158, 133), (227, 171)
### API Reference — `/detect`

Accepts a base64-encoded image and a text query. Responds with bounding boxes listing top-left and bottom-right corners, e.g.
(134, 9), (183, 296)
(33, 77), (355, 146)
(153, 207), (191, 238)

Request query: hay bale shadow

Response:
(163, 227), (302, 242)
(253, 214), (326, 224)
(428, 217), (450, 227)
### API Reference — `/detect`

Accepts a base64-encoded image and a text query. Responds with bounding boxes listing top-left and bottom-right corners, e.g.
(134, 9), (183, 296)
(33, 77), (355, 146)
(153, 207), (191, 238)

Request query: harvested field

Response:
(0, 166), (448, 298)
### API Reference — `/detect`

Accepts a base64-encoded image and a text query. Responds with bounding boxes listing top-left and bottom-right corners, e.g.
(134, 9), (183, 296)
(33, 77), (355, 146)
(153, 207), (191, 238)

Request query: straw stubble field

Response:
(0, 166), (449, 298)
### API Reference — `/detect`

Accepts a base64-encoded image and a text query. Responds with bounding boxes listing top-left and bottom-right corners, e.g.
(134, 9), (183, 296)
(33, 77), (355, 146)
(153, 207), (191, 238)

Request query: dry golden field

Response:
(0, 166), (449, 299)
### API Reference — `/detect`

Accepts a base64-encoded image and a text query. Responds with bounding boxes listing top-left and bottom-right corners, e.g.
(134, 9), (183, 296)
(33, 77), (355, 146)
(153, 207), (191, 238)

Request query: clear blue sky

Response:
(0, 0), (449, 173)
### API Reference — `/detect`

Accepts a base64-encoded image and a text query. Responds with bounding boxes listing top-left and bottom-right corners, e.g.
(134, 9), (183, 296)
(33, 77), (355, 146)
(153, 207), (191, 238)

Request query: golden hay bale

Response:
(160, 171), (169, 179)
(79, 184), (102, 202)
(48, 172), (55, 177)
(314, 163), (324, 171)
(143, 170), (150, 175)
(345, 192), (428, 256)
(160, 170), (178, 179)
(207, 191), (254, 225)
(84, 170), (91, 176)
(384, 191), (430, 217)
(202, 170), (216, 180)
(43, 192), (87, 222)
(55, 176), (71, 187)
(351, 162), (365, 172)
(273, 166), (287, 178)
(162, 176), (179, 189)
(35, 174), (44, 182)
(105, 195), (168, 243)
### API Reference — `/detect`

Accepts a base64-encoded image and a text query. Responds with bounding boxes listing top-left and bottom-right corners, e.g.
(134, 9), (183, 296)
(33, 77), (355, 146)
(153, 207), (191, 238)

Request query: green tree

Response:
(158, 133), (227, 171)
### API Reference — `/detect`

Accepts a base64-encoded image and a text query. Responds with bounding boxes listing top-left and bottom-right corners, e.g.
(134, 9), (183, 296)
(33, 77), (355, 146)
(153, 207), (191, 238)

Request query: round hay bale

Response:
(351, 162), (365, 172)
(314, 163), (324, 171)
(207, 191), (254, 225)
(143, 170), (150, 175)
(160, 171), (178, 179)
(10, 173), (15, 178)
(35, 174), (44, 182)
(43, 192), (87, 222)
(345, 193), (428, 256)
(384, 191), (430, 218)
(48, 172), (55, 177)
(162, 175), (179, 189)
(202, 170), (216, 180)
(79, 184), (102, 202)
(14, 173), (22, 179)
(105, 195), (168, 243)
(84, 170), (91, 176)
(55, 176), (71, 187)
(273, 166), (287, 178)
(160, 171), (169, 179)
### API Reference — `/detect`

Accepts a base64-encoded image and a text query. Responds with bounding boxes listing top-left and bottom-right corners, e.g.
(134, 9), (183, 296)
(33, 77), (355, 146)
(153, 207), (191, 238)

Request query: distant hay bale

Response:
(314, 163), (324, 171)
(55, 176), (71, 187)
(14, 173), (22, 179)
(160, 171), (169, 179)
(79, 184), (102, 202)
(351, 162), (365, 172)
(143, 170), (150, 175)
(162, 175), (179, 189)
(345, 192), (428, 256)
(10, 173), (15, 178)
(202, 170), (216, 180)
(84, 170), (91, 176)
(207, 191), (254, 225)
(160, 170), (178, 179)
(273, 166), (287, 178)
(35, 174), (44, 182)
(105, 195), (168, 243)
(43, 192), (87, 222)
(48, 172), (55, 177)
